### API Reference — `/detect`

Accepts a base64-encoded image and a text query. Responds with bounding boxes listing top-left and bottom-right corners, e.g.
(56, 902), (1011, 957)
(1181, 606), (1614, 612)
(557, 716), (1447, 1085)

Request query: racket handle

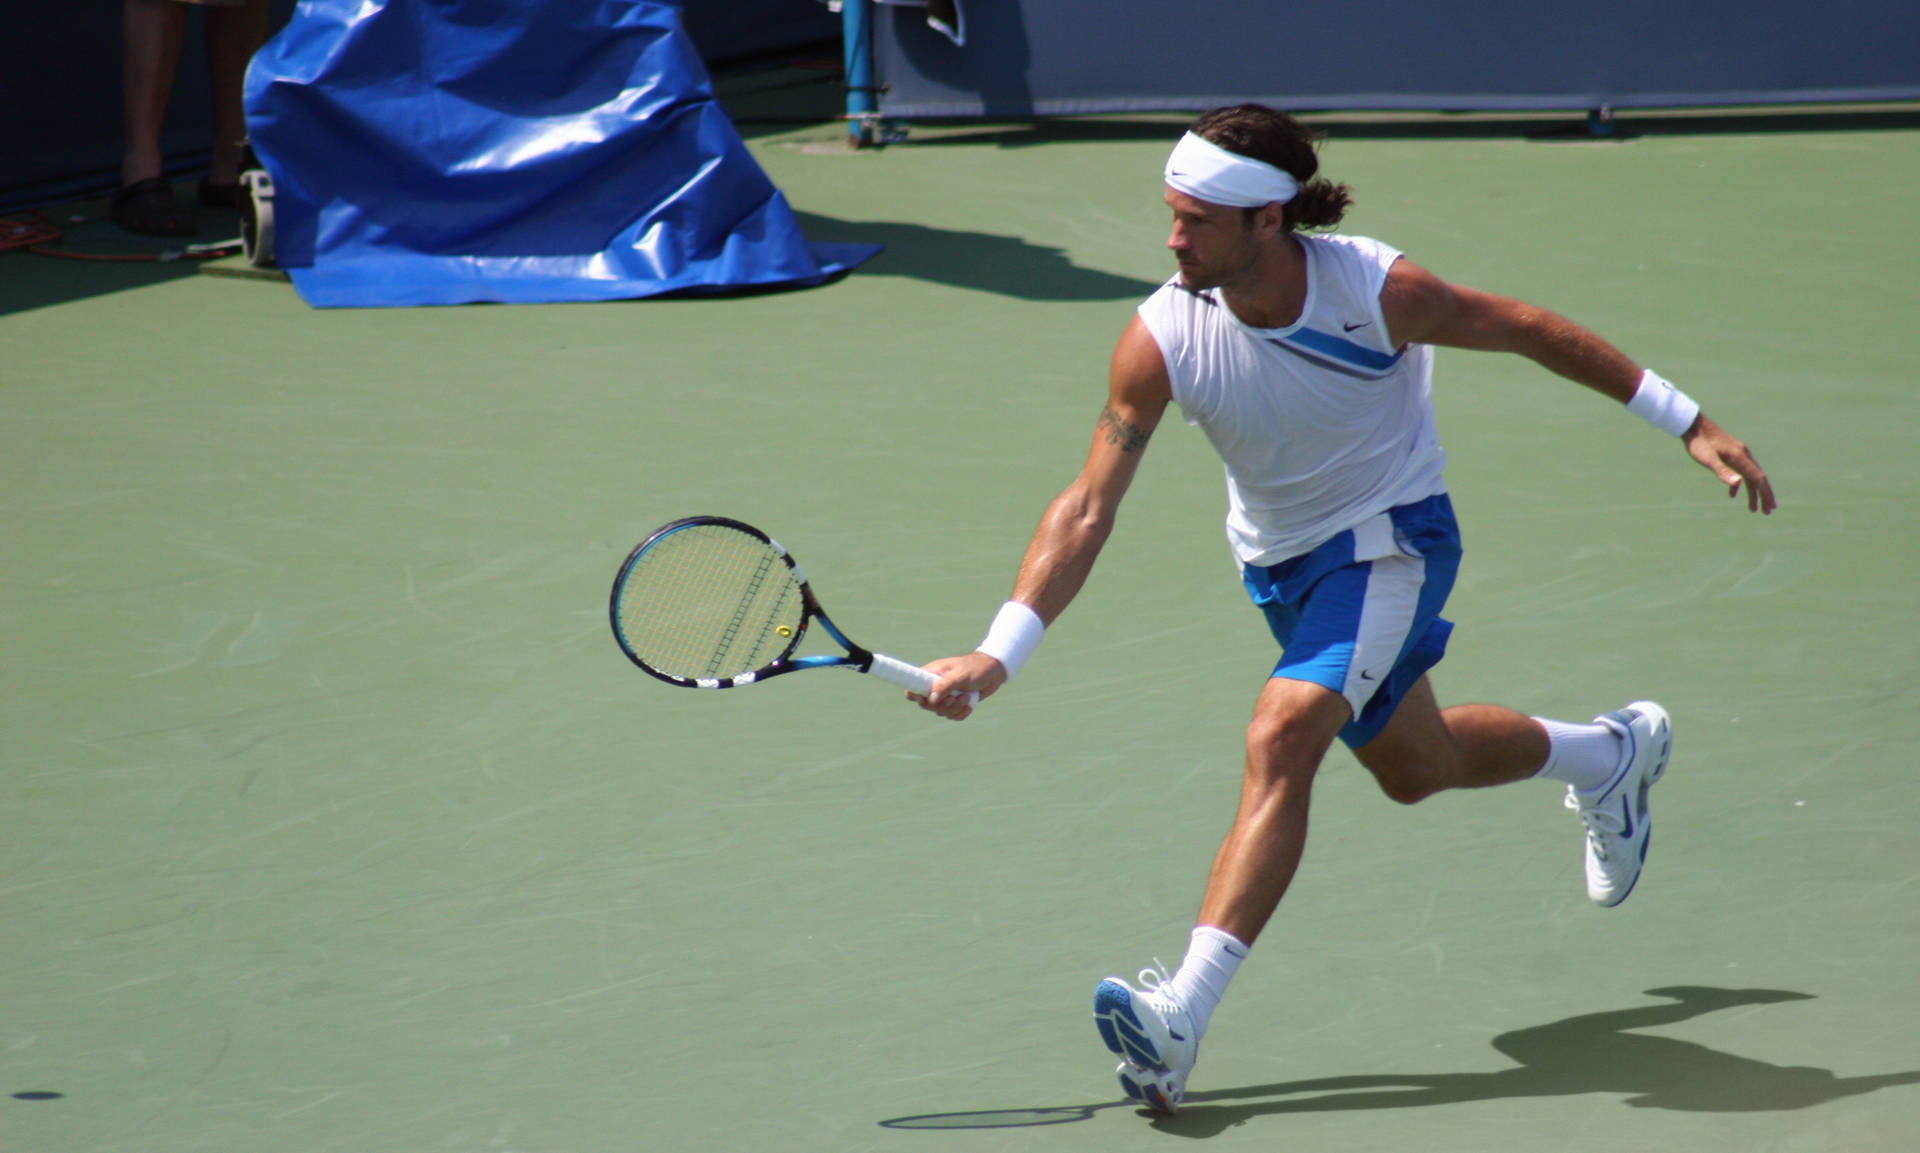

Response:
(867, 652), (939, 694)
(868, 653), (980, 707)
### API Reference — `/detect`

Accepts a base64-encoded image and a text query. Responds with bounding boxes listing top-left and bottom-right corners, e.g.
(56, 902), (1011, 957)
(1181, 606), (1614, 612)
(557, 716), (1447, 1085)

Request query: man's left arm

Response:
(1379, 258), (1777, 514)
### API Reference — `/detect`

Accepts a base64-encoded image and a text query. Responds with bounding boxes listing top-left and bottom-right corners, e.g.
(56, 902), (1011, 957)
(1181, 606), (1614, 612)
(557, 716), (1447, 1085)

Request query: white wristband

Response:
(977, 601), (1044, 680)
(1626, 369), (1701, 438)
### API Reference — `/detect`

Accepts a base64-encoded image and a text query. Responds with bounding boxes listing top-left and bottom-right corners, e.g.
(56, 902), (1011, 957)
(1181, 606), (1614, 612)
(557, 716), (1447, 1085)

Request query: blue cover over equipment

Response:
(244, 0), (876, 308)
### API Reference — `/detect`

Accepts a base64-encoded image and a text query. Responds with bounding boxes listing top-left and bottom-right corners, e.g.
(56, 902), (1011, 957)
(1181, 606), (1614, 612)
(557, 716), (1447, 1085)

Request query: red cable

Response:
(2, 210), (242, 262)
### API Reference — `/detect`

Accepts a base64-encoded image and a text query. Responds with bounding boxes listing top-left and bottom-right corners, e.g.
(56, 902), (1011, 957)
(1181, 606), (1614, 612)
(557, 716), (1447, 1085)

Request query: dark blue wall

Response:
(876, 0), (1920, 117)
(683, 0), (837, 67)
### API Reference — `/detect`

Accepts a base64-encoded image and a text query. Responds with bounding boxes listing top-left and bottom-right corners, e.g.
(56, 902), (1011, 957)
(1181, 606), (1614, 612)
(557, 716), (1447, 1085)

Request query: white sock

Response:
(1531, 716), (1625, 794)
(1165, 925), (1248, 1040)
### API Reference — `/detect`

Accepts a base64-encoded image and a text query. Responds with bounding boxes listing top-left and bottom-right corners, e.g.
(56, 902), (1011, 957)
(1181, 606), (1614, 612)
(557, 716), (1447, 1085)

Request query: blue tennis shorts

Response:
(1240, 493), (1462, 749)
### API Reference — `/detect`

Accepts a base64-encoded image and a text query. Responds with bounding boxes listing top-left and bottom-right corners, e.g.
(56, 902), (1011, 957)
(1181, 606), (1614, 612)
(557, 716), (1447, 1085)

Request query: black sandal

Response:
(111, 177), (197, 237)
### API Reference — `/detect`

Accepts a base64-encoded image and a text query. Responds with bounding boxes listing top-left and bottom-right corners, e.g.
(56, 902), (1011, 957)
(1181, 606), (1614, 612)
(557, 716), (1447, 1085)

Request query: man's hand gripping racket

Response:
(609, 516), (977, 714)
(915, 652), (1007, 721)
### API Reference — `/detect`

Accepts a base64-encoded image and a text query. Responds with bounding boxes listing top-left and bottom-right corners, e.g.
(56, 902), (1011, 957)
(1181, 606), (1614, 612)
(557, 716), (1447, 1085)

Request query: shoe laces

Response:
(1139, 959), (1199, 1020)
(1565, 786), (1625, 860)
(1137, 959), (1172, 994)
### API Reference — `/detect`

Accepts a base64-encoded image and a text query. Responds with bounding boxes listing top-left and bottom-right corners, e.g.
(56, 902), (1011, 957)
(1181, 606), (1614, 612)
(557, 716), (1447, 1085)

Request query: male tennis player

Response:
(911, 104), (1775, 1114)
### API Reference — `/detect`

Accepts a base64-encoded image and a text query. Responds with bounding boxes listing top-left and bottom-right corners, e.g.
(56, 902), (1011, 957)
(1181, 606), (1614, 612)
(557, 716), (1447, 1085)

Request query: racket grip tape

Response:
(867, 652), (939, 693)
(867, 652), (980, 707)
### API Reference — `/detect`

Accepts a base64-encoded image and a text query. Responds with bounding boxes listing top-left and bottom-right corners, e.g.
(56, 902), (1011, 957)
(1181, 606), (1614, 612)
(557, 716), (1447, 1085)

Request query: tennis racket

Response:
(610, 516), (943, 697)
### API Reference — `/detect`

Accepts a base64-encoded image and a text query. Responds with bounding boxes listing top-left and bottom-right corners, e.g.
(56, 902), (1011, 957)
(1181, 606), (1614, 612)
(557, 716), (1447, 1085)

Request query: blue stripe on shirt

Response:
(1267, 328), (1404, 378)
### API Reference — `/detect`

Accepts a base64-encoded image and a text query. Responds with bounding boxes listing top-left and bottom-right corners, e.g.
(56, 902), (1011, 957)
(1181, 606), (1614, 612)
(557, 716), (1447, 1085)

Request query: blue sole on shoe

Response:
(1094, 981), (1164, 1069)
(1116, 1068), (1174, 1112)
(1094, 980), (1140, 1025)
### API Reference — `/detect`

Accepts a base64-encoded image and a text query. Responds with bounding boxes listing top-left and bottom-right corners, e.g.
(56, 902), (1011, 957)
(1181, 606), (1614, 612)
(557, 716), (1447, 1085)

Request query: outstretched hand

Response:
(908, 652), (1008, 721)
(1684, 414), (1776, 514)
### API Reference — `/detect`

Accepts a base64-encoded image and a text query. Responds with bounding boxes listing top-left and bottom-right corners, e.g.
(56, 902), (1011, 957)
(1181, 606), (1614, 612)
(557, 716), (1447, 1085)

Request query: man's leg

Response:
(1093, 675), (1349, 1112)
(1355, 676), (1673, 907)
(1351, 674), (1547, 803)
(1197, 675), (1353, 943)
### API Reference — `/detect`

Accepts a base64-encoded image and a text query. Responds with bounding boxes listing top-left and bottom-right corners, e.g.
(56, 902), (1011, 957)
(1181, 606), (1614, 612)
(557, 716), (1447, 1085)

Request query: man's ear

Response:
(1255, 200), (1287, 239)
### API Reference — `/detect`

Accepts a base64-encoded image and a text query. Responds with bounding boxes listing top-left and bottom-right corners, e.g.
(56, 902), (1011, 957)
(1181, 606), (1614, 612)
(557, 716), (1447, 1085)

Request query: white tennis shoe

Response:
(1566, 700), (1673, 907)
(1094, 967), (1198, 1113)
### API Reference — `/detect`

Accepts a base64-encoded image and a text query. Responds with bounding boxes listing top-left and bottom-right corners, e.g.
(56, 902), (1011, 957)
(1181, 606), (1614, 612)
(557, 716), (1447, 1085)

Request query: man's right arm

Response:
(915, 316), (1174, 719)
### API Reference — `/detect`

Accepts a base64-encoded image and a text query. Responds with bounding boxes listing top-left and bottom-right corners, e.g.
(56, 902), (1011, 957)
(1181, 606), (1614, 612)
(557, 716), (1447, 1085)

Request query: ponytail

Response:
(1284, 178), (1353, 232)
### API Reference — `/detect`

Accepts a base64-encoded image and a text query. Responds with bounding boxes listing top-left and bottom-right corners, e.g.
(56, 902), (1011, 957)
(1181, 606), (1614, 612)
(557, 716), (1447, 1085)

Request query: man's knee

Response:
(1351, 677), (1452, 804)
(1374, 759), (1441, 804)
(1245, 716), (1322, 779)
(1357, 741), (1444, 805)
(1244, 686), (1347, 787)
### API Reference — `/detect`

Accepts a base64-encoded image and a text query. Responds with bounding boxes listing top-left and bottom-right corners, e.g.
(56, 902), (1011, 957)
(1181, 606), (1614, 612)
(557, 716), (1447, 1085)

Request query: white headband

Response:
(1164, 132), (1299, 207)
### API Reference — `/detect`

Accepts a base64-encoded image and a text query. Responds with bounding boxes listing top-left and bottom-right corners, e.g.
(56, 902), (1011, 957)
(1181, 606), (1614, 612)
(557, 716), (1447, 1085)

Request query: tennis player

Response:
(912, 104), (1775, 1113)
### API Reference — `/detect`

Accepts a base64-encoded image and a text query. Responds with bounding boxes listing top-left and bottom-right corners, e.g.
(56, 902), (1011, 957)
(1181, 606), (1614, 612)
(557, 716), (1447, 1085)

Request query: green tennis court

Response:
(5, 99), (1918, 1152)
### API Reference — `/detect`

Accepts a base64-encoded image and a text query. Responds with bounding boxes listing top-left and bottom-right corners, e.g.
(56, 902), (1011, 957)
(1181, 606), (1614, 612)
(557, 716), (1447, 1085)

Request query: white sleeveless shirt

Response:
(1137, 233), (1447, 567)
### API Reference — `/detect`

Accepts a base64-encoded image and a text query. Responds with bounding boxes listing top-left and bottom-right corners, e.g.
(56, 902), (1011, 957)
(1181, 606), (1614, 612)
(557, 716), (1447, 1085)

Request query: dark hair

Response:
(1190, 104), (1352, 232)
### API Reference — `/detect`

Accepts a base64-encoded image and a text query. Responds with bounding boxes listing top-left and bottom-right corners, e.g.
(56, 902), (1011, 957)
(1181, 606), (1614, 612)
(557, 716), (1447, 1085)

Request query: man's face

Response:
(1164, 187), (1258, 291)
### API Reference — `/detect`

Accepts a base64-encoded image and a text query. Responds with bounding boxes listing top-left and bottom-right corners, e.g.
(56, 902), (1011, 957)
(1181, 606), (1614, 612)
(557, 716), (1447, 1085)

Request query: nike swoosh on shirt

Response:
(1343, 320), (1372, 332)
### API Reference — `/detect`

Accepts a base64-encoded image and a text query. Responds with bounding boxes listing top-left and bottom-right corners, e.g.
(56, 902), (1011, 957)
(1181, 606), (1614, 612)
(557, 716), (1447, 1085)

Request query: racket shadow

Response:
(879, 1101), (1132, 1130)
(877, 987), (1920, 1134)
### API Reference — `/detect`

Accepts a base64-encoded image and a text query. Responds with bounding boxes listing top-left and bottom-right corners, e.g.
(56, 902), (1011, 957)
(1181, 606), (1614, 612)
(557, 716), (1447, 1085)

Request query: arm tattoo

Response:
(1098, 403), (1152, 454)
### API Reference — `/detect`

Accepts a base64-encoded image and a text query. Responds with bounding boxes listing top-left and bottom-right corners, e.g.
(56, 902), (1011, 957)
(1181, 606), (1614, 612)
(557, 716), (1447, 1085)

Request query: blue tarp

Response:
(244, 0), (876, 308)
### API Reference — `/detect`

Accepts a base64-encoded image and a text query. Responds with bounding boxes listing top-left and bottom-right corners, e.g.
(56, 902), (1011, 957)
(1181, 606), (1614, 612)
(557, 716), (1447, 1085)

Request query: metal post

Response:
(842, 0), (875, 147)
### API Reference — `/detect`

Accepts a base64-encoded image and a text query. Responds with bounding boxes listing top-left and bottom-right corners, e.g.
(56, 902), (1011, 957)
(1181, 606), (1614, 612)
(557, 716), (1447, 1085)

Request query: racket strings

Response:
(708, 550), (781, 677)
(616, 524), (805, 679)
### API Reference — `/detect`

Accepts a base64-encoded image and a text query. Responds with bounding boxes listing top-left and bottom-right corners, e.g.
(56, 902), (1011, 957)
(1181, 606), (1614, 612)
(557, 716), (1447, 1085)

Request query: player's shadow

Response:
(879, 987), (1920, 1135)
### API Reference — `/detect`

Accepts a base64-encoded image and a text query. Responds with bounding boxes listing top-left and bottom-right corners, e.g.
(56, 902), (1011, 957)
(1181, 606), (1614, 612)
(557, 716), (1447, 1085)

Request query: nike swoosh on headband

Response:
(1164, 132), (1299, 207)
